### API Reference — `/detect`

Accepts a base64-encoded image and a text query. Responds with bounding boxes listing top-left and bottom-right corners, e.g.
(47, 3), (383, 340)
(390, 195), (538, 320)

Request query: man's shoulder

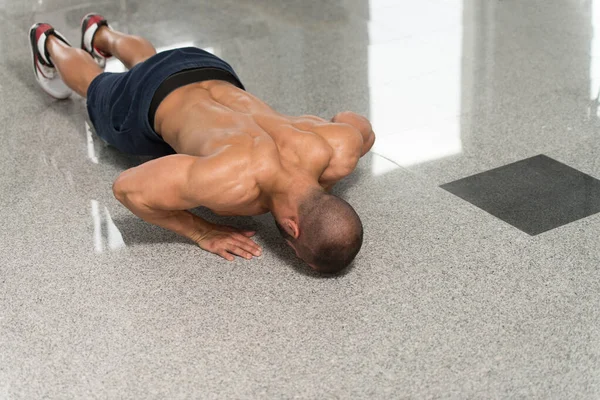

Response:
(184, 148), (263, 206)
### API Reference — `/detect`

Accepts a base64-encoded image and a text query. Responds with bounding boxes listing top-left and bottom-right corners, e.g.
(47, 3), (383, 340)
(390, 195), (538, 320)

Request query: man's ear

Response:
(283, 218), (300, 239)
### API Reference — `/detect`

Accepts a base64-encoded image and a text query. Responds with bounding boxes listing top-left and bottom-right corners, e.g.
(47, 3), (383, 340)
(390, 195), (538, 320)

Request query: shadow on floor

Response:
(112, 214), (190, 246)
(113, 206), (351, 278)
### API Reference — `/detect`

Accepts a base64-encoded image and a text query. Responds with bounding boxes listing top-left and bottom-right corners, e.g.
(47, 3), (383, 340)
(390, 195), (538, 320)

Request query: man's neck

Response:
(266, 171), (322, 218)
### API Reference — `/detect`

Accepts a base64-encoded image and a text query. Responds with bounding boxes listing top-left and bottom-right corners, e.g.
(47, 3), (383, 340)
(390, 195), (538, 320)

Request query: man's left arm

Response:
(332, 111), (376, 157)
(318, 112), (376, 192)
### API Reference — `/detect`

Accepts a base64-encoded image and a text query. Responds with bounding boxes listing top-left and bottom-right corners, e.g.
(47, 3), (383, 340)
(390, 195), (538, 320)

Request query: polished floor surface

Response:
(2, 0), (600, 398)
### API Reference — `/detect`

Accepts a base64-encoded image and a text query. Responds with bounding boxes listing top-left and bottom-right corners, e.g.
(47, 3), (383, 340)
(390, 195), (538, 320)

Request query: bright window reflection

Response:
(91, 200), (126, 253)
(368, 0), (464, 174)
(371, 153), (402, 176)
(592, 0), (600, 100)
(85, 121), (98, 164)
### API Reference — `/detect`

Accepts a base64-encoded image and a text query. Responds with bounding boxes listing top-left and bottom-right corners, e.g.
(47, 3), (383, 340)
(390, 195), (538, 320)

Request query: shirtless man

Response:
(28, 15), (375, 273)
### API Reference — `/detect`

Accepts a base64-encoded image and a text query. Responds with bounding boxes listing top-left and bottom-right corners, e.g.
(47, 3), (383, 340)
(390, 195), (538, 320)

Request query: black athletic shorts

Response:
(86, 47), (245, 156)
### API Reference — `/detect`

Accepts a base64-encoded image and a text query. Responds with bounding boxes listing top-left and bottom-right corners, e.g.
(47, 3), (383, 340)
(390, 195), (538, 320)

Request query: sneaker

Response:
(80, 13), (112, 69)
(28, 23), (73, 99)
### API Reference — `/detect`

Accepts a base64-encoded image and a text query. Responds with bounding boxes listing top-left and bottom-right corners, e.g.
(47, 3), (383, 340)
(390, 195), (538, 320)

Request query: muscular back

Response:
(146, 80), (372, 215)
(111, 79), (375, 262)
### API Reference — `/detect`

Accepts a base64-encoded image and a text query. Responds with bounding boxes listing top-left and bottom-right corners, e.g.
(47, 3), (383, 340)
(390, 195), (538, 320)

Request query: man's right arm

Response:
(112, 154), (261, 260)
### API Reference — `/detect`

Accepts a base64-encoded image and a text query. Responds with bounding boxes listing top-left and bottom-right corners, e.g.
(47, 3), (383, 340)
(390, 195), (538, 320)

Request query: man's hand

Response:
(195, 224), (262, 261)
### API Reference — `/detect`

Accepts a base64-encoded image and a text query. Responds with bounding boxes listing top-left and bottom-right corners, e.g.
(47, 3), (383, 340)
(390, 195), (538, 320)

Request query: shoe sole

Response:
(29, 22), (42, 68)
(28, 23), (72, 99)
(80, 13), (107, 69)
(80, 13), (94, 52)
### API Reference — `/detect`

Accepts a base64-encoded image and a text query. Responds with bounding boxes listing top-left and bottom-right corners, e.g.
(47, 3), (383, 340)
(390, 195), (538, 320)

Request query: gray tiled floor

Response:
(3, 0), (600, 398)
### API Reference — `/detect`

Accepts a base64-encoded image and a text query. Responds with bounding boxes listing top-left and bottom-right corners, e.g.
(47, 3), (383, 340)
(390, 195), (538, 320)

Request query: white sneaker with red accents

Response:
(80, 13), (112, 69)
(28, 23), (73, 99)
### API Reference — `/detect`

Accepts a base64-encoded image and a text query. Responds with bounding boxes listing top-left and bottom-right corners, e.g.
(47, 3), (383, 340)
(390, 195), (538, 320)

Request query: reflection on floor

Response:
(2, 0), (600, 398)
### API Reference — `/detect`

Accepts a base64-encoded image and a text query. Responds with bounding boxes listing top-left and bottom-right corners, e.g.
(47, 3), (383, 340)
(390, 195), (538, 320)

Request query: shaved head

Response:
(277, 189), (363, 273)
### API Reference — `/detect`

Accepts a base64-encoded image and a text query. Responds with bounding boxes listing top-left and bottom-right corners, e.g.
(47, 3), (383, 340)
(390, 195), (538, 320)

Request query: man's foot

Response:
(80, 13), (112, 69)
(28, 23), (73, 99)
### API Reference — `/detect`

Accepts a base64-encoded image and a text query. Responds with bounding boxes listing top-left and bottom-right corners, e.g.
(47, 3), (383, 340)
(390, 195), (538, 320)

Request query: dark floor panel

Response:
(440, 155), (600, 235)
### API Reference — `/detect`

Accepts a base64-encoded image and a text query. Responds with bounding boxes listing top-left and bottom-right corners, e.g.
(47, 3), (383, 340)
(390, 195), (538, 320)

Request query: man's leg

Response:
(46, 37), (102, 97)
(93, 27), (157, 69)
(46, 26), (157, 98)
